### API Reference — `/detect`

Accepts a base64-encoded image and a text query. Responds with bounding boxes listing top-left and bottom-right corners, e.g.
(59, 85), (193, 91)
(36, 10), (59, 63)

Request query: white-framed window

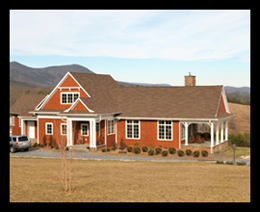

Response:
(81, 123), (89, 136)
(12, 116), (15, 126)
(158, 121), (172, 140)
(61, 123), (67, 135)
(46, 123), (53, 135)
(61, 92), (79, 104)
(19, 118), (21, 127)
(126, 120), (140, 139)
(108, 120), (115, 135)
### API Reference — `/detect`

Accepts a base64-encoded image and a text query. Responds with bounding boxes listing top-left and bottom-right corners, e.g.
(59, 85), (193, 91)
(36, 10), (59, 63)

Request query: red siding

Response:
(42, 74), (89, 110)
(12, 116), (21, 135)
(218, 95), (226, 114)
(117, 120), (180, 148)
(72, 101), (87, 111)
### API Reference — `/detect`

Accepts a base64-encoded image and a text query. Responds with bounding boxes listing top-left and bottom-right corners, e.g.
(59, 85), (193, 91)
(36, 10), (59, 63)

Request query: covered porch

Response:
(65, 114), (116, 150)
(180, 117), (232, 153)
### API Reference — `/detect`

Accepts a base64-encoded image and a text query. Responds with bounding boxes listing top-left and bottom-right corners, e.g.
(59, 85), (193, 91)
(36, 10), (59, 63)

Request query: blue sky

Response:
(10, 10), (250, 87)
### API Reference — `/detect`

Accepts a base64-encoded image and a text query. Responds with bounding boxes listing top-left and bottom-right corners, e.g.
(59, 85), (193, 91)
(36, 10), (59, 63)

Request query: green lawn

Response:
(221, 147), (250, 158)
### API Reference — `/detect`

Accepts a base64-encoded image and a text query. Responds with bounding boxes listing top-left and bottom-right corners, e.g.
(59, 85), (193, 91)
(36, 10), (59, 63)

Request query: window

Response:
(108, 120), (115, 135)
(61, 123), (67, 135)
(46, 123), (53, 135)
(61, 92), (79, 104)
(81, 124), (89, 136)
(12, 116), (15, 126)
(158, 121), (172, 140)
(126, 120), (140, 139)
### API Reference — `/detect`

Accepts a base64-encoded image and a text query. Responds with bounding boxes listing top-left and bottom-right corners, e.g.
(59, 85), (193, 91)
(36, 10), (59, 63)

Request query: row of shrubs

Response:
(102, 145), (209, 158)
(216, 160), (247, 166)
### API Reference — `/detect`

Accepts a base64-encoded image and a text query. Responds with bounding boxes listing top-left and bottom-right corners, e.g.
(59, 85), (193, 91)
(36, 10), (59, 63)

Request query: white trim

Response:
(35, 95), (49, 110)
(157, 121), (173, 141)
(107, 120), (115, 135)
(215, 86), (230, 117)
(64, 98), (95, 113)
(45, 122), (53, 135)
(81, 123), (89, 136)
(125, 120), (141, 139)
(36, 72), (91, 110)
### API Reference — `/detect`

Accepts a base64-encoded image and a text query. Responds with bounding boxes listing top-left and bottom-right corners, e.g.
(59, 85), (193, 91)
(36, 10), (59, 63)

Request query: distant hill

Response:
(224, 86), (250, 94)
(10, 61), (95, 87)
(224, 86), (250, 105)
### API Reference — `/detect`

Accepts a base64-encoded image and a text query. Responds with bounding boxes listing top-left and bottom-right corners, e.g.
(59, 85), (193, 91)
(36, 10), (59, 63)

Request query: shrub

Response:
(118, 151), (127, 154)
(161, 150), (168, 157)
(111, 140), (117, 151)
(106, 148), (111, 152)
(42, 135), (47, 146)
(102, 148), (107, 152)
(141, 146), (148, 152)
(185, 149), (192, 156)
(32, 143), (37, 147)
(193, 150), (200, 157)
(168, 147), (176, 154)
(228, 133), (250, 147)
(201, 150), (209, 157)
(216, 160), (224, 164)
(236, 161), (247, 166)
(148, 149), (154, 156)
(54, 145), (59, 150)
(225, 161), (234, 165)
(127, 146), (133, 152)
(119, 138), (127, 150)
(177, 150), (185, 157)
(133, 147), (141, 154)
(155, 147), (162, 155)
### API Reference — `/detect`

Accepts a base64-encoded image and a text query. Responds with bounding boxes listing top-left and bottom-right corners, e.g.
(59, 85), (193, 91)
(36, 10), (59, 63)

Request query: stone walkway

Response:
(9, 148), (250, 165)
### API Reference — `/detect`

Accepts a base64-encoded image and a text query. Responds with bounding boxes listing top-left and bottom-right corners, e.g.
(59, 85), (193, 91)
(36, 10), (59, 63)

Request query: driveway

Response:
(9, 148), (250, 165)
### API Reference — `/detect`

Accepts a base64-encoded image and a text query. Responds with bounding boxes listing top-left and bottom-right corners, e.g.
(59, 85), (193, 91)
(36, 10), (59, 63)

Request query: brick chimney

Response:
(185, 72), (196, 86)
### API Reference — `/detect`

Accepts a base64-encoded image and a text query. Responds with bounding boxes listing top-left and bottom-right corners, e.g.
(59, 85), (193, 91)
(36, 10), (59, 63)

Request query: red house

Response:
(10, 72), (234, 153)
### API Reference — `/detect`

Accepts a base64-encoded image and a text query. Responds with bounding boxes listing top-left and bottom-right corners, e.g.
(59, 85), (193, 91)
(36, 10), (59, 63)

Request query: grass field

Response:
(10, 157), (250, 202)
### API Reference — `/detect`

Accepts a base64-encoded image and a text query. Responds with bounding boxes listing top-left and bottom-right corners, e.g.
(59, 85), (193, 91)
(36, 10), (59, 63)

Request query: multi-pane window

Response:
(61, 92), (79, 104)
(61, 123), (67, 135)
(126, 120), (140, 139)
(108, 120), (115, 135)
(158, 121), (172, 140)
(46, 123), (53, 135)
(81, 124), (89, 136)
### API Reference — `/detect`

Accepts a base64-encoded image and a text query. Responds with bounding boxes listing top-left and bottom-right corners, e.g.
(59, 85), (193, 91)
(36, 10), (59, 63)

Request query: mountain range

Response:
(10, 61), (250, 94)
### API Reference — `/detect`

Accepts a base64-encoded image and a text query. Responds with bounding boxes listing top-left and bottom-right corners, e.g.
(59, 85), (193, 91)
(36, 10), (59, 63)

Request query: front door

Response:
(28, 121), (35, 139)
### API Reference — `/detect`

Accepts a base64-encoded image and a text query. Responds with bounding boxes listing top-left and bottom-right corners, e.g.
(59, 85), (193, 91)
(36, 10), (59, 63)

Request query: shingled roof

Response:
(19, 72), (232, 120)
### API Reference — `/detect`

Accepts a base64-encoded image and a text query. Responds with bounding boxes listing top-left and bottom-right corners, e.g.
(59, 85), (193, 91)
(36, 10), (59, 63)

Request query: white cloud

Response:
(10, 10), (250, 61)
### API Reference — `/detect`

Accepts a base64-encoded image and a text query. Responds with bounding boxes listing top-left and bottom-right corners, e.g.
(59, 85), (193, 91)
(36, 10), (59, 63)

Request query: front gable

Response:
(64, 98), (94, 113)
(36, 72), (91, 111)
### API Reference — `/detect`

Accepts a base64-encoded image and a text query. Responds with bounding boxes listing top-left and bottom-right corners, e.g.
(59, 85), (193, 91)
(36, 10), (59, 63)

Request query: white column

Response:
(104, 120), (107, 145)
(184, 122), (189, 146)
(90, 119), (96, 150)
(225, 119), (228, 141)
(221, 121), (224, 143)
(210, 122), (214, 153)
(216, 122), (219, 145)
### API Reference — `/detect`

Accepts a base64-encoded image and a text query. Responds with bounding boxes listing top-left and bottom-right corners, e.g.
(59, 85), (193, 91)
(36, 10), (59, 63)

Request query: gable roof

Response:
(116, 85), (227, 119)
(28, 72), (233, 120)
(10, 94), (47, 116)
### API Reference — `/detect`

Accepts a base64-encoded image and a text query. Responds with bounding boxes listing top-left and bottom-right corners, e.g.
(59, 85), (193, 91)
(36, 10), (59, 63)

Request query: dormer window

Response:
(61, 92), (79, 104)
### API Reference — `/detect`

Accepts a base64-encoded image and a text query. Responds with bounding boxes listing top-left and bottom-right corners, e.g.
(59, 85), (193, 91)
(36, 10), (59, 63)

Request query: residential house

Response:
(10, 72), (234, 153)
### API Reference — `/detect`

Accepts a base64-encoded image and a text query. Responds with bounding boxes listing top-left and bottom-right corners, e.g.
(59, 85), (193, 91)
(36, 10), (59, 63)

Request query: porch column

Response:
(225, 119), (228, 141)
(210, 122), (214, 153)
(184, 122), (190, 146)
(90, 119), (96, 150)
(220, 121), (224, 143)
(216, 122), (219, 145)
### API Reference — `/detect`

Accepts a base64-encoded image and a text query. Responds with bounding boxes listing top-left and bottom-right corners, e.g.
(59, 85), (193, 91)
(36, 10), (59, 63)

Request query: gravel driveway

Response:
(10, 148), (250, 165)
